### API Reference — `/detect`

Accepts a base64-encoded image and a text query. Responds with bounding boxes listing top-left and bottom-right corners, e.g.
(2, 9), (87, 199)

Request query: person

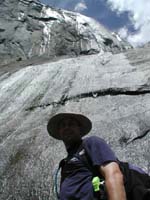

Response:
(47, 112), (150, 200)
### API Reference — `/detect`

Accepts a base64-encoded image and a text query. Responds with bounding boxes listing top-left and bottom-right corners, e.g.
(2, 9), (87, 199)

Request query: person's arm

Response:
(100, 162), (127, 200)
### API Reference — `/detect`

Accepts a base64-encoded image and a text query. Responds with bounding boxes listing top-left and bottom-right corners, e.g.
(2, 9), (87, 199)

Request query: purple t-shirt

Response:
(60, 136), (117, 200)
(60, 136), (146, 200)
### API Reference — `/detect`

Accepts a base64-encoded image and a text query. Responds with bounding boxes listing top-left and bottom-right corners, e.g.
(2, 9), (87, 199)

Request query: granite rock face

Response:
(0, 1), (150, 200)
(0, 0), (131, 66)
(0, 47), (150, 200)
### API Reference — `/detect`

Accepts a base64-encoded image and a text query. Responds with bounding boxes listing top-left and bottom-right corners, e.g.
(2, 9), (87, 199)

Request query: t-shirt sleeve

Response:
(83, 136), (117, 166)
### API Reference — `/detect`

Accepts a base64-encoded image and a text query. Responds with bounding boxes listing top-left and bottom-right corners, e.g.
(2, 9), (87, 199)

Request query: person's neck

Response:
(65, 139), (82, 155)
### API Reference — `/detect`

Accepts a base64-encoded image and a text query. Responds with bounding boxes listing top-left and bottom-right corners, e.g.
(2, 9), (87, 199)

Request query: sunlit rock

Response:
(0, 0), (131, 66)
(0, 1), (149, 200)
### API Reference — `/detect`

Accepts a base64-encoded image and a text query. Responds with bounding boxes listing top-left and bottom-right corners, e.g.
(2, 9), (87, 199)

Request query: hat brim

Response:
(47, 113), (92, 140)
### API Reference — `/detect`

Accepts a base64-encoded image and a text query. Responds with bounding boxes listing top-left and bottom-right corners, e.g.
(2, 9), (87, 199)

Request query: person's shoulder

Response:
(83, 135), (105, 144)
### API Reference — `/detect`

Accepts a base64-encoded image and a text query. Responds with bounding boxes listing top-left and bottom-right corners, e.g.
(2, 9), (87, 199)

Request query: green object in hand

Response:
(92, 176), (100, 192)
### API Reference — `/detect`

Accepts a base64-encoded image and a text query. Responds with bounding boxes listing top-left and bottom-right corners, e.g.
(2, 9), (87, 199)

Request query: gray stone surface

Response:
(0, 47), (150, 199)
(0, 1), (150, 200)
(0, 0), (131, 66)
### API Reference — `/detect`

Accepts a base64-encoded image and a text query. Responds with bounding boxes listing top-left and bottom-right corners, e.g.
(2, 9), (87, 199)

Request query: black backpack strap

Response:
(59, 142), (101, 177)
(81, 141), (106, 199)
(77, 141), (100, 177)
(119, 161), (150, 200)
(59, 158), (68, 184)
(53, 157), (71, 200)
(58, 143), (106, 199)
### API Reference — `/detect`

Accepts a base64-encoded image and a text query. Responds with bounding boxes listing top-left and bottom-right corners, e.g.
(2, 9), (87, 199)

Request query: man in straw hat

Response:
(47, 113), (150, 200)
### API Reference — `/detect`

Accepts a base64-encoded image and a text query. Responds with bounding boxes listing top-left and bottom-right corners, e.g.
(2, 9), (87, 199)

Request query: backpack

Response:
(54, 142), (150, 200)
(119, 161), (150, 200)
(54, 141), (106, 199)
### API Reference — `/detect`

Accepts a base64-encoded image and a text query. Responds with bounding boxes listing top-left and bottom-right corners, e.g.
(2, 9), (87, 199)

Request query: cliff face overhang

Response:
(0, 0), (131, 66)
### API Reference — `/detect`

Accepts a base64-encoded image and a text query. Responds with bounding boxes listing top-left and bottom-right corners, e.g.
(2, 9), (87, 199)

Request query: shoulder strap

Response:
(56, 143), (105, 199)
(53, 158), (70, 199)
(59, 141), (105, 178)
(75, 141), (101, 177)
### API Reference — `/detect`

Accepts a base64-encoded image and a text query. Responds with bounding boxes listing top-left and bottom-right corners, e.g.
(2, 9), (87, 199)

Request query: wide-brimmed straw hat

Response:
(47, 113), (92, 140)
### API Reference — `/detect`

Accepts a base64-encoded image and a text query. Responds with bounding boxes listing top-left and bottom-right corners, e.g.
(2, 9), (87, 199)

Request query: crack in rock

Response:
(120, 129), (150, 146)
(128, 129), (150, 143)
(28, 14), (58, 21)
(68, 88), (150, 100)
(125, 129), (150, 146)
(25, 88), (150, 111)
